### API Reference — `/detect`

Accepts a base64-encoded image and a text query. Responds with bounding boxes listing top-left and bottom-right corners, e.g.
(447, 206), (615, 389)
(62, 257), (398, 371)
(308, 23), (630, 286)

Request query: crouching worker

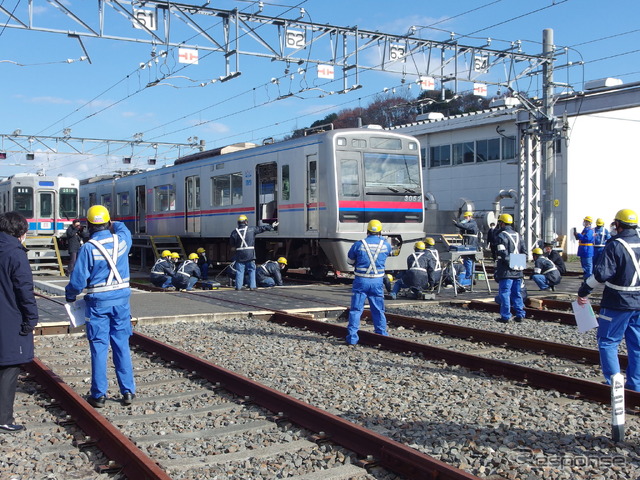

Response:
(531, 247), (561, 291)
(172, 253), (201, 291)
(256, 257), (287, 287)
(150, 250), (175, 289)
(390, 241), (430, 299)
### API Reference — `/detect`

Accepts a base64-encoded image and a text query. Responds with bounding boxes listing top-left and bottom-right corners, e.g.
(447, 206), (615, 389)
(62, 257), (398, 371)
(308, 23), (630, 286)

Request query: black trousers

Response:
(0, 365), (21, 425)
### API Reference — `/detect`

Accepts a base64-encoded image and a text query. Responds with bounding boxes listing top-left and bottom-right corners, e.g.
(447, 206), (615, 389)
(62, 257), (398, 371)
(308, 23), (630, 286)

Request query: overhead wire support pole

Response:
(542, 28), (557, 245)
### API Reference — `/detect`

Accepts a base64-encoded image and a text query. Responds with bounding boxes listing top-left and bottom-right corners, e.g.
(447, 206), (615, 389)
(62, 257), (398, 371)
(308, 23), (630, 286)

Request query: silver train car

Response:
(0, 173), (79, 236)
(79, 127), (425, 274)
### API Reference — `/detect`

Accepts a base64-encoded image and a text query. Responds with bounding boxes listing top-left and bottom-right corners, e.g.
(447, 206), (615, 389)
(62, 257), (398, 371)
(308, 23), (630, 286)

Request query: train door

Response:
(255, 163), (277, 224)
(37, 188), (56, 235)
(306, 155), (318, 231)
(135, 185), (146, 234)
(185, 175), (201, 233)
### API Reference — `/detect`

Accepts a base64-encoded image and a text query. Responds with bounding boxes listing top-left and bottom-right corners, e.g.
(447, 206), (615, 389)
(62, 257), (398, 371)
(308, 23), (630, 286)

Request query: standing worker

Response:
(229, 215), (276, 291)
(150, 250), (175, 289)
(65, 205), (136, 408)
(577, 209), (640, 391)
(256, 257), (287, 287)
(494, 213), (527, 323)
(196, 247), (209, 280)
(172, 253), (201, 291)
(593, 218), (611, 265)
(531, 247), (561, 291)
(345, 220), (392, 345)
(574, 215), (595, 279)
(65, 219), (89, 275)
(453, 211), (479, 284)
(0, 212), (38, 433)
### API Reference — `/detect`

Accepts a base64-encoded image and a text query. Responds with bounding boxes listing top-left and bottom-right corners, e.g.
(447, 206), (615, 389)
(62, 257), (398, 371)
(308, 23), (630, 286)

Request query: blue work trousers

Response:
(580, 256), (593, 279)
(593, 247), (605, 266)
(497, 278), (526, 321)
(597, 308), (640, 391)
(346, 277), (389, 345)
(85, 303), (135, 399)
(201, 263), (209, 280)
(258, 277), (276, 288)
(531, 274), (551, 290)
(463, 258), (475, 280)
(235, 260), (256, 290)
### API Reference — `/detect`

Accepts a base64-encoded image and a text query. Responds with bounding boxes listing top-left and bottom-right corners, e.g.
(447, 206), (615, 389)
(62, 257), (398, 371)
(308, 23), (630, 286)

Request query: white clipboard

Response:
(572, 300), (598, 333)
(64, 299), (87, 328)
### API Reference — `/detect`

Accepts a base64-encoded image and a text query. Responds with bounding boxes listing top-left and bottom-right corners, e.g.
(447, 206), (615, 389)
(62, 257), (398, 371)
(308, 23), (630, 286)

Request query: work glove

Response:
(272, 221), (279, 228)
(66, 295), (76, 303)
(19, 322), (33, 336)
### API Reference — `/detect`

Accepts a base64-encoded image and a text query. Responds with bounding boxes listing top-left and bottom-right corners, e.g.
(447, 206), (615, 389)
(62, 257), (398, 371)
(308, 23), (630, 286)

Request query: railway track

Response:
(17, 294), (479, 480)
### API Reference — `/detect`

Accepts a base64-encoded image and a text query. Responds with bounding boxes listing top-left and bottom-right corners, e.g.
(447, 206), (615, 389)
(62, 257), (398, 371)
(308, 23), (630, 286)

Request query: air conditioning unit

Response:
(584, 78), (623, 90)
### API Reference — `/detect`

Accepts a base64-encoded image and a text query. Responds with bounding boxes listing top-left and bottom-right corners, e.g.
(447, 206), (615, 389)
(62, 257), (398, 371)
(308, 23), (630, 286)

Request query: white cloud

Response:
(28, 96), (74, 105)
(199, 122), (230, 134)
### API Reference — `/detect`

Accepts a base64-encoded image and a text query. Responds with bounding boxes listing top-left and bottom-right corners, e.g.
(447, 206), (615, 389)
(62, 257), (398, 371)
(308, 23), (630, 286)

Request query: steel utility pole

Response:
(542, 28), (556, 244)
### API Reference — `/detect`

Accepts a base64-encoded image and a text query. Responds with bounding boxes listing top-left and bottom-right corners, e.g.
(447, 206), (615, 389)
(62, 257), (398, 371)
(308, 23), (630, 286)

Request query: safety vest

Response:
(354, 239), (386, 278)
(605, 238), (640, 292)
(177, 260), (195, 278)
(409, 252), (426, 271)
(426, 248), (442, 271)
(234, 227), (253, 251)
(86, 234), (130, 293)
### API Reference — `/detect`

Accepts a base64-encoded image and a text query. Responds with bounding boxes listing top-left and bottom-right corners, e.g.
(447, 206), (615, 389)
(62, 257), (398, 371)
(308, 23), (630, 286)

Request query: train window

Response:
(363, 153), (421, 191)
(101, 194), (112, 212)
(281, 165), (290, 201)
(117, 192), (130, 216)
(212, 173), (243, 206)
(370, 137), (402, 150)
(80, 197), (88, 217)
(89, 193), (97, 208)
(340, 159), (360, 197)
(60, 188), (78, 218)
(351, 139), (366, 148)
(12, 187), (33, 217)
(231, 173), (242, 204)
(154, 184), (176, 212)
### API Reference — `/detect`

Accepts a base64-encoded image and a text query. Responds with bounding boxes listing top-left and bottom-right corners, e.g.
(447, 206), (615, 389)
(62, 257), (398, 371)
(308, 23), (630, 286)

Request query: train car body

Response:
(79, 127), (425, 273)
(0, 174), (79, 236)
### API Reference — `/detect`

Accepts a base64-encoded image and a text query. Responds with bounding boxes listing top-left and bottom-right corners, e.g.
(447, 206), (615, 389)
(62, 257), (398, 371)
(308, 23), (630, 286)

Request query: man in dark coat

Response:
(0, 212), (39, 433)
(543, 242), (567, 275)
(171, 253), (202, 291)
(494, 213), (527, 323)
(229, 215), (275, 290)
(256, 257), (287, 287)
(66, 219), (89, 275)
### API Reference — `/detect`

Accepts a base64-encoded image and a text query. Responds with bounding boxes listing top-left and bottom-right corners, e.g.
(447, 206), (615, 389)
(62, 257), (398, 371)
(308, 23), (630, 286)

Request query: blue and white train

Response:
(79, 126), (425, 275)
(0, 173), (79, 236)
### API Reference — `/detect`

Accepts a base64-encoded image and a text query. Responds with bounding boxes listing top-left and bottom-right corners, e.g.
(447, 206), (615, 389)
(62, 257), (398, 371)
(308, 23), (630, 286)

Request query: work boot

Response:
(122, 393), (135, 406)
(88, 396), (106, 408)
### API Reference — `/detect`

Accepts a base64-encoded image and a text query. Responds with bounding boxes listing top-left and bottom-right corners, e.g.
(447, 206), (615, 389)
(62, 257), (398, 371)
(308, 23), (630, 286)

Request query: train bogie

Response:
(79, 128), (426, 272)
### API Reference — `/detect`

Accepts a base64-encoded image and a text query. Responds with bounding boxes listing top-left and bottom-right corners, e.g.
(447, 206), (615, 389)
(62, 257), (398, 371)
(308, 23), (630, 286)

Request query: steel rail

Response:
(265, 311), (640, 409)
(131, 331), (480, 480)
(380, 311), (628, 369)
(465, 299), (578, 324)
(23, 358), (171, 480)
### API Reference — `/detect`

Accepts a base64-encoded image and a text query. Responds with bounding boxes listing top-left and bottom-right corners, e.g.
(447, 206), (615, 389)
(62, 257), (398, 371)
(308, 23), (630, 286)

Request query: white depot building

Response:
(391, 80), (640, 255)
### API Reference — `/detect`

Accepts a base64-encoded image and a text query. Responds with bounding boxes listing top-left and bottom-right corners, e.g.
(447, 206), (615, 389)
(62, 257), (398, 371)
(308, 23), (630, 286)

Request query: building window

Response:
(502, 136), (516, 160)
(476, 138), (500, 162)
(429, 145), (451, 167)
(212, 173), (243, 207)
(453, 142), (475, 165)
(154, 184), (175, 212)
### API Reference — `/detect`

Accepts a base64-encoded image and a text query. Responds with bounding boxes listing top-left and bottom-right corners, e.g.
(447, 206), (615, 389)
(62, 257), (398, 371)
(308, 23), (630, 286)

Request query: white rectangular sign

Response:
(178, 48), (199, 65)
(133, 9), (157, 31)
(473, 83), (488, 97)
(419, 76), (435, 90)
(317, 64), (334, 79)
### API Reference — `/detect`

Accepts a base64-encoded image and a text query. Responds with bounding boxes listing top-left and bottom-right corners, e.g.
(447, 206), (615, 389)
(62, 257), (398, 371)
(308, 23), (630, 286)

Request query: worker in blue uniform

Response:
(593, 218), (611, 266)
(494, 213), (527, 323)
(256, 257), (287, 287)
(172, 253), (201, 291)
(453, 211), (479, 285)
(574, 215), (595, 279)
(390, 241), (429, 299)
(578, 209), (640, 391)
(345, 219), (391, 345)
(150, 250), (175, 288)
(65, 205), (136, 408)
(229, 215), (276, 291)
(530, 247), (561, 291)
(196, 247), (209, 280)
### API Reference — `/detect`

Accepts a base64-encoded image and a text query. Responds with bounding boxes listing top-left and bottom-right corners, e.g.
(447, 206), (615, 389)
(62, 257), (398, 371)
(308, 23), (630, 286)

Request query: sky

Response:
(1, 0), (639, 179)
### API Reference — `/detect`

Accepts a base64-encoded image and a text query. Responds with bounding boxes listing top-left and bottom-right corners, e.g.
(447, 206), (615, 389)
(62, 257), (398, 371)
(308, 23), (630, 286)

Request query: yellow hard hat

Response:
(414, 241), (426, 250)
(425, 237), (435, 246)
(197, 247), (205, 253)
(583, 216), (593, 223)
(386, 273), (394, 283)
(596, 218), (604, 227)
(463, 211), (473, 217)
(87, 205), (110, 224)
(238, 214), (248, 223)
(161, 250), (172, 257)
(615, 208), (638, 227)
(367, 219), (383, 233)
(277, 256), (287, 265)
(188, 253), (198, 260)
(498, 213), (513, 224)
(532, 247), (543, 255)
(171, 252), (180, 259)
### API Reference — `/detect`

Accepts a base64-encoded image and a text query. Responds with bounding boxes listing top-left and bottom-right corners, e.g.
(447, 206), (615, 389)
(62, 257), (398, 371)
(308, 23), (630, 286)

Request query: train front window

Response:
(363, 153), (420, 193)
(13, 187), (34, 217)
(59, 188), (78, 219)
